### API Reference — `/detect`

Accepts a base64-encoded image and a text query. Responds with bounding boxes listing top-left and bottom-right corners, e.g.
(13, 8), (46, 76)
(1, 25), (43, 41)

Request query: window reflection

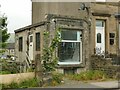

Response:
(61, 30), (77, 40)
(58, 42), (80, 62)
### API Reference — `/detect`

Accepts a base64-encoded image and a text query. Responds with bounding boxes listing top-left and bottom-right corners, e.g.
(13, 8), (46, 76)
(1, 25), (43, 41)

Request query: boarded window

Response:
(19, 37), (23, 51)
(97, 33), (101, 43)
(36, 32), (40, 51)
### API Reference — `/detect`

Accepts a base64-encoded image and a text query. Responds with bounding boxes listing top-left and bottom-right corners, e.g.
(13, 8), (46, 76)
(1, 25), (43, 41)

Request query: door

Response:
(95, 20), (105, 55)
(29, 34), (33, 60)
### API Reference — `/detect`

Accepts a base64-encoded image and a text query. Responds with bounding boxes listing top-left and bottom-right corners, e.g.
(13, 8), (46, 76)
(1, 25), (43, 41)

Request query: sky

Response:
(0, 0), (31, 33)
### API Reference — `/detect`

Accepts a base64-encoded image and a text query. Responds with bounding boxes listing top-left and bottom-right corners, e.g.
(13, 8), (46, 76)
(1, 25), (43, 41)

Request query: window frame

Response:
(58, 29), (82, 65)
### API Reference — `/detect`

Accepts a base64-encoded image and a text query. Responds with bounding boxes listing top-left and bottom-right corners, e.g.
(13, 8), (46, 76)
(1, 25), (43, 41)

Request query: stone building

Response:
(15, 2), (120, 73)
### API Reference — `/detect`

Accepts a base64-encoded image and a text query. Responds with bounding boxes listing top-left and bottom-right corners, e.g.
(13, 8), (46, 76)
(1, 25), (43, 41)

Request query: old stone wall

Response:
(91, 55), (120, 78)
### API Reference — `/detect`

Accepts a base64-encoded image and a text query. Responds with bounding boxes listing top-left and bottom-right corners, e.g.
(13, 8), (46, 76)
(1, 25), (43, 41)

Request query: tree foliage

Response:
(0, 15), (10, 48)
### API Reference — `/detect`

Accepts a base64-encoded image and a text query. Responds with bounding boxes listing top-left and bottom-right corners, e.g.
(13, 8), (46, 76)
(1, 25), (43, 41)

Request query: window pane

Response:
(61, 30), (77, 40)
(110, 39), (114, 45)
(58, 42), (80, 62)
(109, 33), (115, 38)
(36, 33), (40, 51)
(97, 33), (101, 43)
(96, 20), (104, 27)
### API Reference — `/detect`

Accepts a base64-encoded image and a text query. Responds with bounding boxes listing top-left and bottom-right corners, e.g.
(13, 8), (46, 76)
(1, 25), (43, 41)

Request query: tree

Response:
(0, 15), (10, 49)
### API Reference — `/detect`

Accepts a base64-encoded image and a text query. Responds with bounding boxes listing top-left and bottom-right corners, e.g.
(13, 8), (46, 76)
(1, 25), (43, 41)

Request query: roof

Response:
(14, 14), (85, 33)
(5, 43), (15, 49)
(14, 21), (48, 33)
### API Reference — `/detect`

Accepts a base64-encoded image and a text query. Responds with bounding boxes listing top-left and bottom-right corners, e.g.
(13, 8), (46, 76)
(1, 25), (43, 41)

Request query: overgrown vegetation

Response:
(0, 59), (20, 74)
(1, 73), (64, 89)
(43, 72), (64, 87)
(67, 70), (108, 81)
(1, 78), (39, 89)
(42, 27), (61, 72)
(0, 71), (11, 75)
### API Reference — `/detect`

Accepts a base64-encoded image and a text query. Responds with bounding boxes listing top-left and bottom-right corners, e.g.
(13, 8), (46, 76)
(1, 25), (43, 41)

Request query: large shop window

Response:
(58, 29), (82, 65)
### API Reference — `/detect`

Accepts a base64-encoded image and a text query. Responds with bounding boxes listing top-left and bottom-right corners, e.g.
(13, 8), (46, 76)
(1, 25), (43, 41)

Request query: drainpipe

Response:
(78, 3), (92, 70)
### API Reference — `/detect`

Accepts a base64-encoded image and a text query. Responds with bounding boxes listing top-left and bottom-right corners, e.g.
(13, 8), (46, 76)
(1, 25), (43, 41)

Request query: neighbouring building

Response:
(4, 43), (15, 56)
(5, 33), (15, 56)
(0, 33), (15, 58)
(15, 2), (120, 74)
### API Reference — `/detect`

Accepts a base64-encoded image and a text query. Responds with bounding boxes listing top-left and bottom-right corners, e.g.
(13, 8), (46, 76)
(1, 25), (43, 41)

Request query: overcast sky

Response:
(0, 0), (31, 33)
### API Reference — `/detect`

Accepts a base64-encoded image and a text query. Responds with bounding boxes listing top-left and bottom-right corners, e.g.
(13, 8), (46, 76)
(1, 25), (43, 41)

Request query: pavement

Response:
(47, 78), (120, 89)
(7, 78), (120, 90)
(90, 81), (119, 88)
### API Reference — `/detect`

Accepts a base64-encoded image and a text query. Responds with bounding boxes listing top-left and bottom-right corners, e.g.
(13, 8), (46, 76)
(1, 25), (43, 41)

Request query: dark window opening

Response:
(109, 33), (115, 45)
(110, 39), (114, 45)
(109, 33), (115, 38)
(19, 37), (23, 51)
(36, 32), (40, 51)
(97, 33), (101, 43)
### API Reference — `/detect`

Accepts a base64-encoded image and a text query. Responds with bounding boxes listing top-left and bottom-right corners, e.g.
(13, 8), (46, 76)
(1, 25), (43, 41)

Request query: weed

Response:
(68, 70), (108, 81)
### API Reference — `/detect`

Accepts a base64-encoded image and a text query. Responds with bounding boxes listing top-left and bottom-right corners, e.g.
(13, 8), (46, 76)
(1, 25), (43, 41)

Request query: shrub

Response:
(0, 71), (11, 74)
(1, 60), (20, 74)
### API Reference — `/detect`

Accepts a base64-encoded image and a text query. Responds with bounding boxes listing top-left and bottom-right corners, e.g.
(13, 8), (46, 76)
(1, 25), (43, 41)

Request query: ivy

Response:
(42, 27), (61, 72)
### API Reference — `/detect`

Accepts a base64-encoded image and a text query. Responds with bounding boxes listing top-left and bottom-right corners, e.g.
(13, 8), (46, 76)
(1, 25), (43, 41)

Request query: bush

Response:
(0, 71), (11, 74)
(69, 70), (108, 81)
(0, 59), (20, 74)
